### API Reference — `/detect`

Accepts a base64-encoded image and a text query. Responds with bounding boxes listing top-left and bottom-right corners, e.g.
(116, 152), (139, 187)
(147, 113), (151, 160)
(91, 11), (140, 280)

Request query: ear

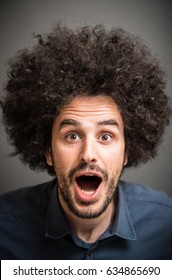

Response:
(123, 151), (128, 167)
(45, 149), (53, 166)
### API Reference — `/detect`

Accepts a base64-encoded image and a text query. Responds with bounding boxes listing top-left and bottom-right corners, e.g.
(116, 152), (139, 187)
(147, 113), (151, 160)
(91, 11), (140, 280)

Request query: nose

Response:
(79, 139), (97, 164)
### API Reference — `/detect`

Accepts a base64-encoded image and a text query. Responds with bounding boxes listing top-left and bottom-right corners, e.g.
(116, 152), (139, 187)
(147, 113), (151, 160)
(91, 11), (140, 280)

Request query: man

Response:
(0, 23), (172, 260)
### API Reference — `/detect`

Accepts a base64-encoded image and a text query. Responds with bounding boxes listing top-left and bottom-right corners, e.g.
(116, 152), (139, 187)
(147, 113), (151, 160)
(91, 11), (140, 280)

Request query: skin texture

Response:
(1, 24), (171, 176)
(46, 95), (128, 242)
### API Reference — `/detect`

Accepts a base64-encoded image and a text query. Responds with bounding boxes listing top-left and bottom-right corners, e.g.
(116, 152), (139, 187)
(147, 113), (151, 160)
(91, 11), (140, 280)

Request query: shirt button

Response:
(87, 251), (92, 256)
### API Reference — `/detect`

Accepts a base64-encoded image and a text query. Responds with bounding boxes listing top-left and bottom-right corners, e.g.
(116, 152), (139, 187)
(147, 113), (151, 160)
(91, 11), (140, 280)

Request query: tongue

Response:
(76, 176), (101, 191)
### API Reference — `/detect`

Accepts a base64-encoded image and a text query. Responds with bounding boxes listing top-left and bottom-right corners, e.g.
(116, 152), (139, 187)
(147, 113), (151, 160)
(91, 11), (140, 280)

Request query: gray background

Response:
(0, 0), (172, 195)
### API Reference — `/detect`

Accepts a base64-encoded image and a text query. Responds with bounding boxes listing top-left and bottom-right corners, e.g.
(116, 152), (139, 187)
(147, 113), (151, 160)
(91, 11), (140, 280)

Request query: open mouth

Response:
(76, 174), (102, 195)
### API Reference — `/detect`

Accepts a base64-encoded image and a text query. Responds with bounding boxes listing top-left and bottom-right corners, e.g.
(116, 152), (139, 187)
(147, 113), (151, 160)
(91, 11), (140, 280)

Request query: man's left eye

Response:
(99, 134), (113, 142)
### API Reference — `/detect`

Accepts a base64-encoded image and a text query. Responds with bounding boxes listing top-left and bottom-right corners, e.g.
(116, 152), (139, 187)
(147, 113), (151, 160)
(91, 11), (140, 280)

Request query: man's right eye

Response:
(65, 133), (81, 142)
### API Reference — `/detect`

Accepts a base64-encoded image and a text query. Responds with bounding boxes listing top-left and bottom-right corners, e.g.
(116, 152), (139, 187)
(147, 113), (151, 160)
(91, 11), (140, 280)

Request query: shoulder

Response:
(119, 181), (172, 259)
(119, 180), (172, 207)
(0, 179), (56, 214)
(119, 181), (172, 240)
(119, 180), (172, 226)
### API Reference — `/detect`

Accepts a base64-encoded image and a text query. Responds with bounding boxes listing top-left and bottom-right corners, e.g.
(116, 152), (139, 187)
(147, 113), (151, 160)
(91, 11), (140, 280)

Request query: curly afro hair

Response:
(0, 23), (171, 175)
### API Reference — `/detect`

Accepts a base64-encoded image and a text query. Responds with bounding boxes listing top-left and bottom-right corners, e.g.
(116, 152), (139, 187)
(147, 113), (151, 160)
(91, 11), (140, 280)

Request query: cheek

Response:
(52, 145), (77, 175)
(105, 145), (126, 169)
(103, 142), (125, 158)
(54, 149), (67, 167)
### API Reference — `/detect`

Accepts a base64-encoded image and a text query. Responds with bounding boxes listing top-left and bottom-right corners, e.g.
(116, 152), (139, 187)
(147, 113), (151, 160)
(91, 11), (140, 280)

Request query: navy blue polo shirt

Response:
(0, 179), (172, 259)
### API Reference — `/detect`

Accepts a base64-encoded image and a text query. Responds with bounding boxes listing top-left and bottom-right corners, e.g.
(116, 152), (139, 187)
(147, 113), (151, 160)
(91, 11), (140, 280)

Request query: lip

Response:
(74, 170), (103, 203)
(75, 170), (103, 179)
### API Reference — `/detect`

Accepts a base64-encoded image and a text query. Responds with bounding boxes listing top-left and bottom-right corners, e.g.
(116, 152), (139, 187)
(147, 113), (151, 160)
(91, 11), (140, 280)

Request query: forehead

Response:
(56, 95), (123, 127)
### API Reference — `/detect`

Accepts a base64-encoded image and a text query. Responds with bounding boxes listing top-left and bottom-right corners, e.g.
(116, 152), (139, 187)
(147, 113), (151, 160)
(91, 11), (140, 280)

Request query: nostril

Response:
(81, 158), (97, 164)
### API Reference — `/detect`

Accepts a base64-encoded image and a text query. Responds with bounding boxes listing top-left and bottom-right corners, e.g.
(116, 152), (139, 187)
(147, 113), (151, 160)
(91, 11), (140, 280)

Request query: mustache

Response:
(68, 162), (108, 184)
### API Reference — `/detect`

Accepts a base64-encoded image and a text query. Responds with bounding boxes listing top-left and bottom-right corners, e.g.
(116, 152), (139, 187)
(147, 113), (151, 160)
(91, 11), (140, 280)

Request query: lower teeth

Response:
(81, 189), (95, 195)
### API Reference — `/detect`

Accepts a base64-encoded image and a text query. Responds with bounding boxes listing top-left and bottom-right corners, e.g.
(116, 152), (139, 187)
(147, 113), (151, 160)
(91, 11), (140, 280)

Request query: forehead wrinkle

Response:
(57, 96), (124, 131)
(59, 118), (120, 132)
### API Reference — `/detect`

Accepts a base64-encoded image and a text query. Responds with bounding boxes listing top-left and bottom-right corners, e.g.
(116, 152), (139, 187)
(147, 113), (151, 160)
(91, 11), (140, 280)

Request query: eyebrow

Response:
(97, 119), (119, 127)
(59, 119), (81, 129)
(59, 118), (119, 130)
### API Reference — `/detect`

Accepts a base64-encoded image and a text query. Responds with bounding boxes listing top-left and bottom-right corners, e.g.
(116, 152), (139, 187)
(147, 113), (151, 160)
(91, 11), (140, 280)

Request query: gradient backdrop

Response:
(0, 0), (172, 195)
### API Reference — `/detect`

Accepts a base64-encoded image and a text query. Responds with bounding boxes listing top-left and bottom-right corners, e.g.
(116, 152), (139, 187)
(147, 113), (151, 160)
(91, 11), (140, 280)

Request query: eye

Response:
(99, 133), (113, 143)
(65, 132), (81, 142)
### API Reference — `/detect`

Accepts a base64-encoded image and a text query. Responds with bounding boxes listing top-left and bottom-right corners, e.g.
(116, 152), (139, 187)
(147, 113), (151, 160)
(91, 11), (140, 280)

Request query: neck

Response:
(59, 195), (116, 243)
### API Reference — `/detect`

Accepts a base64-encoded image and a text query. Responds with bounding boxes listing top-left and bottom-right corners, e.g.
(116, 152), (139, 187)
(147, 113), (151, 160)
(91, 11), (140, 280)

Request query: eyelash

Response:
(65, 133), (81, 141)
(65, 132), (113, 143)
(100, 134), (113, 142)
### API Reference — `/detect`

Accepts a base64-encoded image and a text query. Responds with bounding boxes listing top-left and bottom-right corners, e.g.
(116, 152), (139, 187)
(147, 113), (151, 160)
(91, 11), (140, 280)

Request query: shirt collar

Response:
(45, 180), (136, 241)
(112, 181), (136, 240)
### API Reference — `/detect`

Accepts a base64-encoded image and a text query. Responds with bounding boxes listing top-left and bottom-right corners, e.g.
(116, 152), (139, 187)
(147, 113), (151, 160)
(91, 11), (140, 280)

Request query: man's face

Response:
(46, 95), (128, 219)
